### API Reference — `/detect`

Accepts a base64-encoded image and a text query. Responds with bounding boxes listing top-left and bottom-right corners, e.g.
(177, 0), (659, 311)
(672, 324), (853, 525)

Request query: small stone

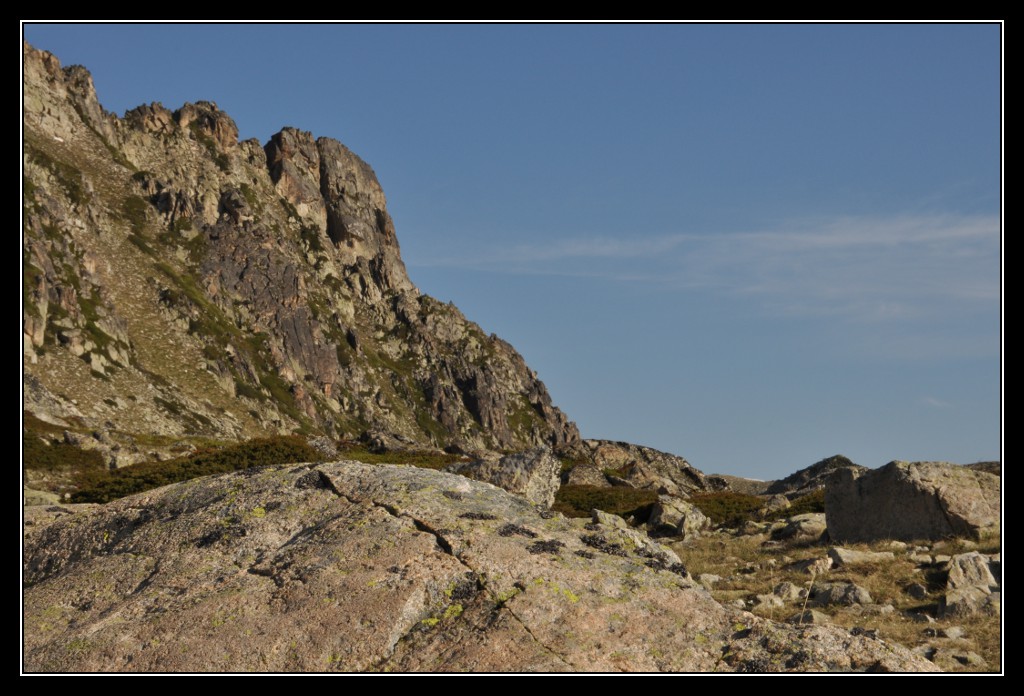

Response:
(827, 547), (896, 567)
(773, 513), (827, 541)
(786, 557), (833, 575)
(773, 582), (805, 602)
(753, 593), (784, 608)
(808, 581), (872, 607)
(786, 609), (831, 625)
(956, 651), (986, 667)
(697, 573), (721, 589)
(940, 626), (964, 639)
(905, 583), (929, 600)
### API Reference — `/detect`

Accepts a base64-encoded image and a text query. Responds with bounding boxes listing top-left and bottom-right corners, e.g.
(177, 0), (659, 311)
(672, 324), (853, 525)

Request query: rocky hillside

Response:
(22, 41), (578, 455)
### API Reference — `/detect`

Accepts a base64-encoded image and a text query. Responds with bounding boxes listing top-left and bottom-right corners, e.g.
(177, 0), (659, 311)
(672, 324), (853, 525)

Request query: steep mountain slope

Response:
(22, 42), (579, 454)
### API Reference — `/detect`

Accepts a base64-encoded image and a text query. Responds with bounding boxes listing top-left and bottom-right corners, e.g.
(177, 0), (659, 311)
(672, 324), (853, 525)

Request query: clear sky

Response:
(22, 22), (1002, 481)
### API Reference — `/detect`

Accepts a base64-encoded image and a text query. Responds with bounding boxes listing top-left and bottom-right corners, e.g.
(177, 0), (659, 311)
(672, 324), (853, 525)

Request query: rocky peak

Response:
(264, 127), (413, 294)
(23, 41), (580, 454)
(172, 101), (239, 153)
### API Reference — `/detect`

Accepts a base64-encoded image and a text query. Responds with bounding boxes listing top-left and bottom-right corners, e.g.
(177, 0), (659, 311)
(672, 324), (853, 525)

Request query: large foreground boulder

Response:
(825, 461), (1000, 543)
(23, 462), (936, 672)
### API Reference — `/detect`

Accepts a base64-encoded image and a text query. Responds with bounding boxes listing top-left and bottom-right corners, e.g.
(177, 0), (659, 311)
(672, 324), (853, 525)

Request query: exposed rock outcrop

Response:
(767, 455), (866, 499)
(446, 446), (561, 508)
(23, 462), (937, 672)
(648, 496), (710, 538)
(942, 551), (1001, 618)
(773, 513), (828, 542)
(825, 461), (1000, 543)
(584, 440), (710, 498)
(23, 41), (579, 455)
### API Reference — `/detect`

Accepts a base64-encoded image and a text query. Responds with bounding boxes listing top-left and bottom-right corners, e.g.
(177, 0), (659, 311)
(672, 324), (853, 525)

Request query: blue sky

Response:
(23, 22), (1002, 480)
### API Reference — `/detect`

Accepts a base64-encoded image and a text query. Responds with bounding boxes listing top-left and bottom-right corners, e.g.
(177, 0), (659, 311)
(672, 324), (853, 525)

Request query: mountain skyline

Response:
(22, 22), (1002, 480)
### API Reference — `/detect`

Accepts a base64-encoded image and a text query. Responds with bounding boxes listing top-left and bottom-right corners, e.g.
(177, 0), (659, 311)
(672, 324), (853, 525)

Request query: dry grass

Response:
(672, 532), (1001, 673)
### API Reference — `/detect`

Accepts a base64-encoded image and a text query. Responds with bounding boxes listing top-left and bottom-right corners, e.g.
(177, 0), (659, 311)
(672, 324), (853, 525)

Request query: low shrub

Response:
(338, 445), (469, 471)
(553, 485), (658, 519)
(764, 489), (825, 521)
(23, 436), (105, 474)
(689, 491), (766, 527)
(70, 436), (324, 503)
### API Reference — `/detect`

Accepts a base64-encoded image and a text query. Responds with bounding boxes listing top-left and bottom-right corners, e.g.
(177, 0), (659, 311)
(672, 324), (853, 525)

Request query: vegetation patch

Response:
(23, 435), (105, 474)
(527, 539), (565, 555)
(122, 195), (149, 235)
(689, 491), (766, 527)
(27, 145), (86, 205)
(553, 485), (658, 519)
(497, 523), (537, 538)
(459, 512), (497, 521)
(579, 533), (629, 557)
(507, 395), (541, 437)
(764, 490), (825, 521)
(70, 436), (325, 503)
(299, 224), (324, 254)
(338, 445), (470, 471)
(558, 453), (590, 476)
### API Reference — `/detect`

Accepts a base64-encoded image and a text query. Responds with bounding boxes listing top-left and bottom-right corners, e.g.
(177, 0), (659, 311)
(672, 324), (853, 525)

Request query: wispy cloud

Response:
(411, 212), (1000, 326)
(919, 396), (953, 409)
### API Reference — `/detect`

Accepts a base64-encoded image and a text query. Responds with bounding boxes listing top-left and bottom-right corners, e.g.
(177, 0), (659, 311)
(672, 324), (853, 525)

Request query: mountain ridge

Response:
(22, 41), (580, 459)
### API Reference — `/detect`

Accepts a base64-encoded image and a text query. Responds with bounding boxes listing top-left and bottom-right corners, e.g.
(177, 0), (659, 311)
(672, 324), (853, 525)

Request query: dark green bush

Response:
(70, 436), (324, 504)
(552, 485), (658, 519)
(764, 489), (825, 521)
(338, 445), (469, 471)
(689, 491), (766, 527)
(23, 436), (105, 473)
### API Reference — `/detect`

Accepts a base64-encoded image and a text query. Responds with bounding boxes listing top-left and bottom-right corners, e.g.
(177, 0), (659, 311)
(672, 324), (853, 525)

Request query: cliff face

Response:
(22, 42), (580, 453)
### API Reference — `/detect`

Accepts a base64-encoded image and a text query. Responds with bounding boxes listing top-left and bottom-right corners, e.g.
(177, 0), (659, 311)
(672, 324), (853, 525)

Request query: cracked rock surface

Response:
(24, 462), (936, 672)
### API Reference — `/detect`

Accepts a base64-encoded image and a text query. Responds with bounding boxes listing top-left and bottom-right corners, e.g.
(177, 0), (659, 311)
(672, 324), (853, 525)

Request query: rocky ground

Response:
(23, 461), (941, 673)
(672, 522), (1001, 672)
